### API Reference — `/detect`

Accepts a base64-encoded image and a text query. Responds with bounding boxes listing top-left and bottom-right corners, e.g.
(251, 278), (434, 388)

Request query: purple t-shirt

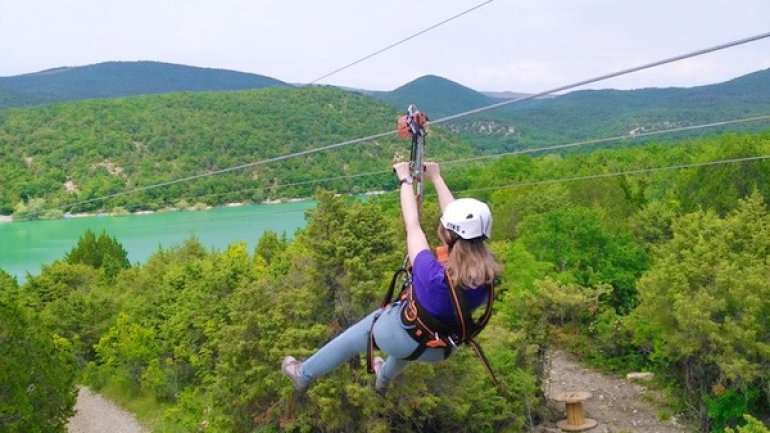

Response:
(411, 249), (489, 324)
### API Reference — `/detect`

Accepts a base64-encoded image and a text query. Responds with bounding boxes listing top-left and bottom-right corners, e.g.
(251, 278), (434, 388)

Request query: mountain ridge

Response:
(2, 60), (768, 114)
(2, 61), (769, 155)
(369, 74), (496, 119)
(0, 61), (290, 109)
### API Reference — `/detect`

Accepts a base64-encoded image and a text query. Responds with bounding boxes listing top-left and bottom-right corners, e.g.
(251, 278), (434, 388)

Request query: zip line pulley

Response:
(398, 104), (430, 217)
(397, 104), (430, 270)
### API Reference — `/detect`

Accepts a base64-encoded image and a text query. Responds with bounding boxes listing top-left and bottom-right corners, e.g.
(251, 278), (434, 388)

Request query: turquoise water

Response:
(0, 201), (315, 283)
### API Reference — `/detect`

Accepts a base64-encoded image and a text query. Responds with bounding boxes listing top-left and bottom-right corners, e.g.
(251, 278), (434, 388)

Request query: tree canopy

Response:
(2, 127), (770, 432)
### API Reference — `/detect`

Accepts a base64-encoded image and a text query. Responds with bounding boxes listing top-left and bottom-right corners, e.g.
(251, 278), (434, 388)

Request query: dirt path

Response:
(67, 387), (147, 433)
(544, 350), (690, 433)
(65, 352), (690, 433)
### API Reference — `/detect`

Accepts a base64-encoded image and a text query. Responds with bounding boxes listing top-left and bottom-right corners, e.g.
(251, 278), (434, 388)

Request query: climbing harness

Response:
(367, 105), (504, 393)
(399, 254), (494, 362)
(367, 246), (502, 390)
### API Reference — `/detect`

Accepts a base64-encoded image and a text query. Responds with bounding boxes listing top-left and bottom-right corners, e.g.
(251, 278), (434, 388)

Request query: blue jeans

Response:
(300, 301), (451, 385)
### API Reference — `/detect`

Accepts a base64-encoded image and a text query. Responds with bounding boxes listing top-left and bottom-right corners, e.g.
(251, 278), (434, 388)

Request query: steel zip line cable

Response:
(429, 31), (770, 125)
(167, 114), (770, 205)
(442, 114), (770, 166)
(305, 0), (495, 86)
(161, 153), (770, 221)
(48, 129), (395, 210)
(50, 30), (770, 211)
(453, 154), (770, 196)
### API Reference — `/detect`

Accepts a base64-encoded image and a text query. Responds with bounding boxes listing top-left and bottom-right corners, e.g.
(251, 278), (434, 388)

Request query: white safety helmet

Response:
(440, 198), (492, 240)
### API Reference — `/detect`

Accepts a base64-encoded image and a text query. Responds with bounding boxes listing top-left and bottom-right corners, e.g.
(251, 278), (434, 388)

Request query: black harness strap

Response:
(400, 284), (454, 361)
(401, 273), (494, 360)
(381, 267), (410, 308)
(367, 264), (505, 397)
(467, 338), (504, 392)
(367, 267), (410, 374)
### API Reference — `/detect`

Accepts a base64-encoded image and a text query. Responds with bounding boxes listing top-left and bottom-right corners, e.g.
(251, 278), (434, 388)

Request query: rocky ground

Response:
(542, 350), (692, 433)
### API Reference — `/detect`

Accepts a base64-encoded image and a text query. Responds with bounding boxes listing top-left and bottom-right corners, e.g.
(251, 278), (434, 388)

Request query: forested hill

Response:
(444, 70), (770, 151)
(0, 61), (289, 109)
(370, 74), (496, 119)
(540, 68), (770, 112)
(391, 69), (770, 153)
(4, 64), (770, 217)
(0, 86), (474, 216)
(4, 61), (769, 152)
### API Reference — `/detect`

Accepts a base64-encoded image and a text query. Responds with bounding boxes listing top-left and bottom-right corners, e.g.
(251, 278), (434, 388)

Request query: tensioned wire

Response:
(305, 0), (495, 86)
(452, 154), (770, 196)
(103, 150), (770, 228)
(39, 1), (494, 213)
(49, 30), (770, 211)
(21, 2), (499, 226)
(155, 114), (770, 205)
(441, 115), (770, 166)
(134, 153), (770, 225)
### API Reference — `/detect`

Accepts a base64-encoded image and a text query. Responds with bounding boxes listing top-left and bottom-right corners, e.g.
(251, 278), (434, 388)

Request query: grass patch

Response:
(658, 409), (672, 421)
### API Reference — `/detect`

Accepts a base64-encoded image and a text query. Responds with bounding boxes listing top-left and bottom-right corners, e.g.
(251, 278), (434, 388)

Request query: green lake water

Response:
(0, 201), (315, 283)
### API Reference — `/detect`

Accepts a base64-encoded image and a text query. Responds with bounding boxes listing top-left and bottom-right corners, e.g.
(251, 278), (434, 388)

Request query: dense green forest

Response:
(368, 69), (770, 154)
(0, 86), (473, 217)
(4, 70), (770, 219)
(2, 129), (769, 432)
(445, 68), (770, 153)
(0, 273), (78, 433)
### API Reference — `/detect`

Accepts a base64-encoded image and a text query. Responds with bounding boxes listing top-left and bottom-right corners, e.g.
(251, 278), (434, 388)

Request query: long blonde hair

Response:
(438, 226), (502, 289)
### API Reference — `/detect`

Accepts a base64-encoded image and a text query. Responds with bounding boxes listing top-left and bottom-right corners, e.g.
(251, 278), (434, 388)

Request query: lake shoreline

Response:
(1, 191), (388, 224)
(1, 198), (312, 224)
(0, 199), (315, 284)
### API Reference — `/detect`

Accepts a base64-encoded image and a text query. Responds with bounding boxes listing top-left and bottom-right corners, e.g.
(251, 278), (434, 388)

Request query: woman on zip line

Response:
(281, 160), (502, 392)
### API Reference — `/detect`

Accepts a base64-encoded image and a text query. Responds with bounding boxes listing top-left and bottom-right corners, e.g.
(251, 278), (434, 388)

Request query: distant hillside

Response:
(550, 68), (770, 109)
(686, 68), (770, 100)
(7, 60), (767, 152)
(0, 61), (290, 109)
(371, 75), (496, 118)
(439, 68), (770, 152)
(0, 87), (46, 108)
(0, 86), (474, 215)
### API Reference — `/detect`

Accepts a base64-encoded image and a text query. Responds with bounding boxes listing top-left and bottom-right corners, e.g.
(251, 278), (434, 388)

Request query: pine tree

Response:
(0, 299), (78, 433)
(65, 230), (130, 278)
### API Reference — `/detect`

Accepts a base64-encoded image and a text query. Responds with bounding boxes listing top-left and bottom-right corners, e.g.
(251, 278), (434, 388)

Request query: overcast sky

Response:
(1, 0), (769, 92)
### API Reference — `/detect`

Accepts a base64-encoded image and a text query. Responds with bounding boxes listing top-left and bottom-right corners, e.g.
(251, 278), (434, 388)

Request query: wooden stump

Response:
(553, 391), (598, 432)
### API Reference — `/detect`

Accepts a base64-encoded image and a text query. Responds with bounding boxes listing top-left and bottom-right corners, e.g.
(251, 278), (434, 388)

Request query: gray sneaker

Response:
(281, 356), (308, 391)
(373, 356), (387, 392)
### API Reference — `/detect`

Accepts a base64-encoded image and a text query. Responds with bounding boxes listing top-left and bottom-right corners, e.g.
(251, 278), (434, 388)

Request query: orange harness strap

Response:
(367, 246), (503, 397)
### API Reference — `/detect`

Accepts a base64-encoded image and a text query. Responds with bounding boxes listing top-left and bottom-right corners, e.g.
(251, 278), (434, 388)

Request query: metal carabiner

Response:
(447, 336), (457, 348)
